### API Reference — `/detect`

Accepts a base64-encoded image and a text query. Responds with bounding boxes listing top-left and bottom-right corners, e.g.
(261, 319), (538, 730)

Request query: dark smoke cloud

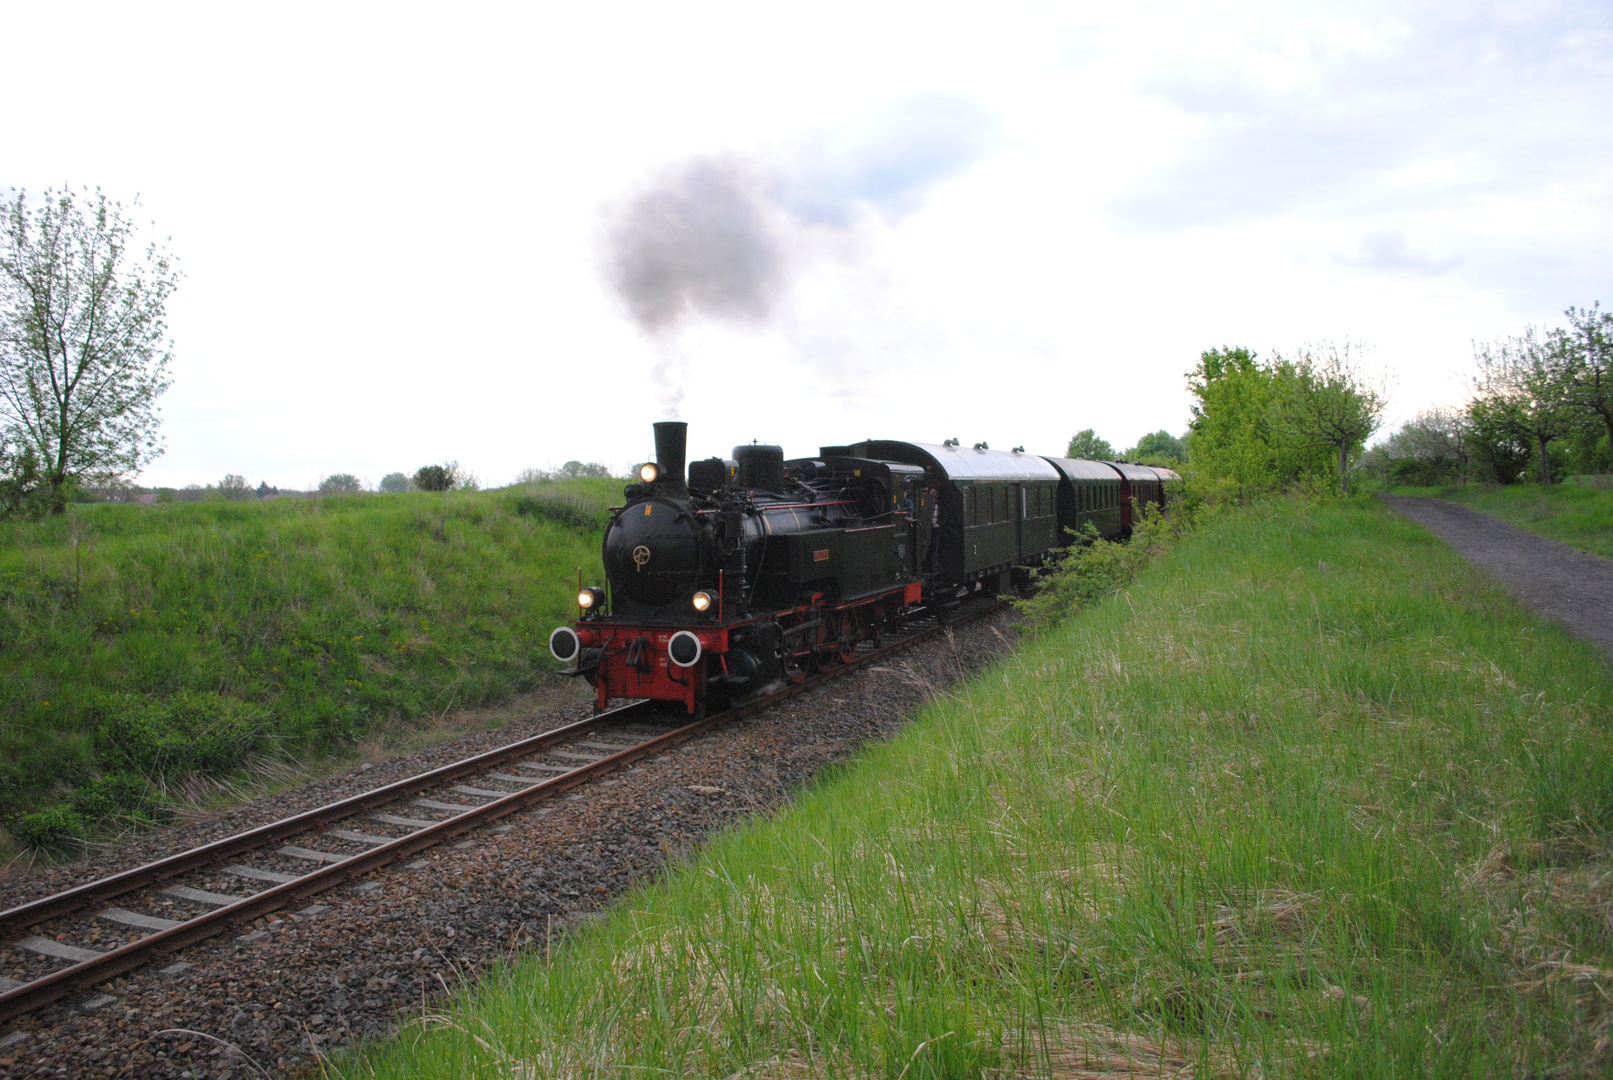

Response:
(600, 99), (998, 413)
(604, 157), (785, 336)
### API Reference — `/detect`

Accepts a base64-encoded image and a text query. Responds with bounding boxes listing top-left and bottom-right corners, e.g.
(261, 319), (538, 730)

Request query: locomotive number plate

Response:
(812, 549), (830, 562)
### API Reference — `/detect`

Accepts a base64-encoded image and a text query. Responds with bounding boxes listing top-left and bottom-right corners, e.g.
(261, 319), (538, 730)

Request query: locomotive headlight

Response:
(691, 590), (713, 613)
(577, 587), (605, 611)
(638, 462), (659, 483)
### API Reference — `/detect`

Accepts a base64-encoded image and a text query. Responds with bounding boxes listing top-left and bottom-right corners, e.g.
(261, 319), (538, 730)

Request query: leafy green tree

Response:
(1563, 302), (1613, 465)
(1266, 342), (1387, 495)
(1065, 429), (1115, 460)
(1466, 395), (1533, 483)
(218, 473), (251, 500)
(1471, 327), (1573, 485)
(318, 473), (364, 495)
(379, 471), (413, 493)
(1130, 430), (1186, 463)
(1381, 408), (1470, 485)
(0, 187), (178, 513)
(1185, 347), (1282, 496)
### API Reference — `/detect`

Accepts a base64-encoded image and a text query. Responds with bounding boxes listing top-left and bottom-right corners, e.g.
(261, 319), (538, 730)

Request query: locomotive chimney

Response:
(653, 421), (689, 494)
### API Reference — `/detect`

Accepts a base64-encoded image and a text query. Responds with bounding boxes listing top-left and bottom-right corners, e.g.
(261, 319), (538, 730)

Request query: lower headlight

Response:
(549, 626), (581, 663)
(578, 586), (605, 611)
(667, 630), (702, 667)
(692, 590), (713, 612)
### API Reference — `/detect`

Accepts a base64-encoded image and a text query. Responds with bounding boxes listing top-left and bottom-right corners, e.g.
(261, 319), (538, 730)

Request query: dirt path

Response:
(1381, 494), (1613, 659)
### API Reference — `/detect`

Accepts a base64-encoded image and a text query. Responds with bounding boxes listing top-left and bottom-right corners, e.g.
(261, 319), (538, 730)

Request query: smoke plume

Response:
(604, 157), (785, 336)
(600, 100), (997, 412)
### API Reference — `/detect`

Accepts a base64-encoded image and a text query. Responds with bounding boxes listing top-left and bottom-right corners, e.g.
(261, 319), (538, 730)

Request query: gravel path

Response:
(1381, 494), (1613, 658)
(0, 613), (1015, 1079)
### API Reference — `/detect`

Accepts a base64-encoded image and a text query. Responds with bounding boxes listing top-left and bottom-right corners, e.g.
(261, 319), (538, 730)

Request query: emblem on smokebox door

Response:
(632, 545), (652, 570)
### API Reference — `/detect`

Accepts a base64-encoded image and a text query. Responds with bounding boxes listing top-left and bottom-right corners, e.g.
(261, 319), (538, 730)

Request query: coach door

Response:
(1010, 482), (1022, 561)
(902, 473), (927, 575)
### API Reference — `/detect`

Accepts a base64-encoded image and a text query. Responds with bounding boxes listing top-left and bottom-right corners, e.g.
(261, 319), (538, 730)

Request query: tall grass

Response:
(0, 482), (613, 850)
(1391, 480), (1613, 558)
(337, 497), (1613, 1078)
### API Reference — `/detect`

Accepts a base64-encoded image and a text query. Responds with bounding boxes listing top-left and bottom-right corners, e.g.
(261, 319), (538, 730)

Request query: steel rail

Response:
(0, 701), (650, 939)
(0, 597), (1004, 1024)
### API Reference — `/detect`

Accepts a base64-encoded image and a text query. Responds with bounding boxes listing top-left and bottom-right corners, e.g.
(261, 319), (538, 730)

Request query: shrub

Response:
(13, 805), (88, 851)
(1014, 505), (1184, 632)
(70, 770), (162, 823)
(379, 471), (413, 493)
(414, 464), (454, 492)
(0, 437), (51, 519)
(93, 691), (271, 780)
(511, 494), (601, 531)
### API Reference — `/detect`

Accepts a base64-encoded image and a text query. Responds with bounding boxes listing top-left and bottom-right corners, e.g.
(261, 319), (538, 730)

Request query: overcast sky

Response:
(5, 1), (1609, 487)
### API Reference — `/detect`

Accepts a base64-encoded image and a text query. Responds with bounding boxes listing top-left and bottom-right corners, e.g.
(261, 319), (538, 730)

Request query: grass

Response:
(331, 496), (1613, 1079)
(0, 480), (616, 854)
(1390, 478), (1613, 558)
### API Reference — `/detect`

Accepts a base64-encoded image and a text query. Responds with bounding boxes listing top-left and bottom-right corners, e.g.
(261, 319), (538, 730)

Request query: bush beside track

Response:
(0, 481), (614, 854)
(338, 496), (1613, 1078)
(1388, 478), (1613, 558)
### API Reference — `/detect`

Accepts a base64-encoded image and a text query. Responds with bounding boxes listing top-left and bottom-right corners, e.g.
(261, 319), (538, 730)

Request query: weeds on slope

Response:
(337, 497), (1613, 1079)
(1013, 501), (1198, 634)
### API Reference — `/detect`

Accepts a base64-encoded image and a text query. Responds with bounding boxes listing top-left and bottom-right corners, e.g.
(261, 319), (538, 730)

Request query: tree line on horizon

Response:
(1361, 304), (1612, 487)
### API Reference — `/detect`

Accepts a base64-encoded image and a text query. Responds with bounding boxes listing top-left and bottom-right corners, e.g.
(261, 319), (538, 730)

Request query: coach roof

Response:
(833, 440), (1062, 483)
(1040, 456), (1122, 483)
(1104, 461), (1163, 482)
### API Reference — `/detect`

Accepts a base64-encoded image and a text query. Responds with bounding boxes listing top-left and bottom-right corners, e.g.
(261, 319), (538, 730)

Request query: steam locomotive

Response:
(547, 422), (1178, 713)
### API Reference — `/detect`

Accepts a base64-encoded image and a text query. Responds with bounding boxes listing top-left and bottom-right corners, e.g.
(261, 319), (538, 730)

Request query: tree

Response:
(1266, 343), (1387, 495)
(1381, 407), (1470, 485)
(1065, 429), (1115, 460)
(379, 471), (413, 493)
(1563, 302), (1613, 466)
(1130, 430), (1186, 463)
(414, 463), (455, 492)
(1471, 327), (1573, 485)
(559, 460), (613, 479)
(0, 188), (178, 513)
(318, 473), (364, 495)
(218, 473), (251, 500)
(1466, 395), (1533, 483)
(1185, 346), (1289, 496)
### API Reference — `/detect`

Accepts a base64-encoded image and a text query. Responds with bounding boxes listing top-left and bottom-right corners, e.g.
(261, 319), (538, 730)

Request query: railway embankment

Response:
(337, 496), (1613, 1079)
(0, 482), (612, 861)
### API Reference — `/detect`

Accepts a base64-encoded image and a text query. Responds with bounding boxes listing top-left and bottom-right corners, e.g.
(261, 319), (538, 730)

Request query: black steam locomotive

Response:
(548, 422), (1177, 713)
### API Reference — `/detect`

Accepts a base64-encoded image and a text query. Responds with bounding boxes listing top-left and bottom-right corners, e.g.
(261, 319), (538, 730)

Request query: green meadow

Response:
(338, 497), (1613, 1078)
(1391, 479), (1613, 558)
(0, 482), (613, 853)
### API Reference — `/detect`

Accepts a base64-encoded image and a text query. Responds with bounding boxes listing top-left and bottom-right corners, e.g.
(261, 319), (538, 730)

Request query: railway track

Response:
(0, 597), (1005, 1027)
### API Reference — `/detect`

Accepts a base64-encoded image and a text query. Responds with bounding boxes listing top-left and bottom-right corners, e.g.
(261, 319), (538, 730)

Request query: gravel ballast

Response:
(0, 612), (1015, 1079)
